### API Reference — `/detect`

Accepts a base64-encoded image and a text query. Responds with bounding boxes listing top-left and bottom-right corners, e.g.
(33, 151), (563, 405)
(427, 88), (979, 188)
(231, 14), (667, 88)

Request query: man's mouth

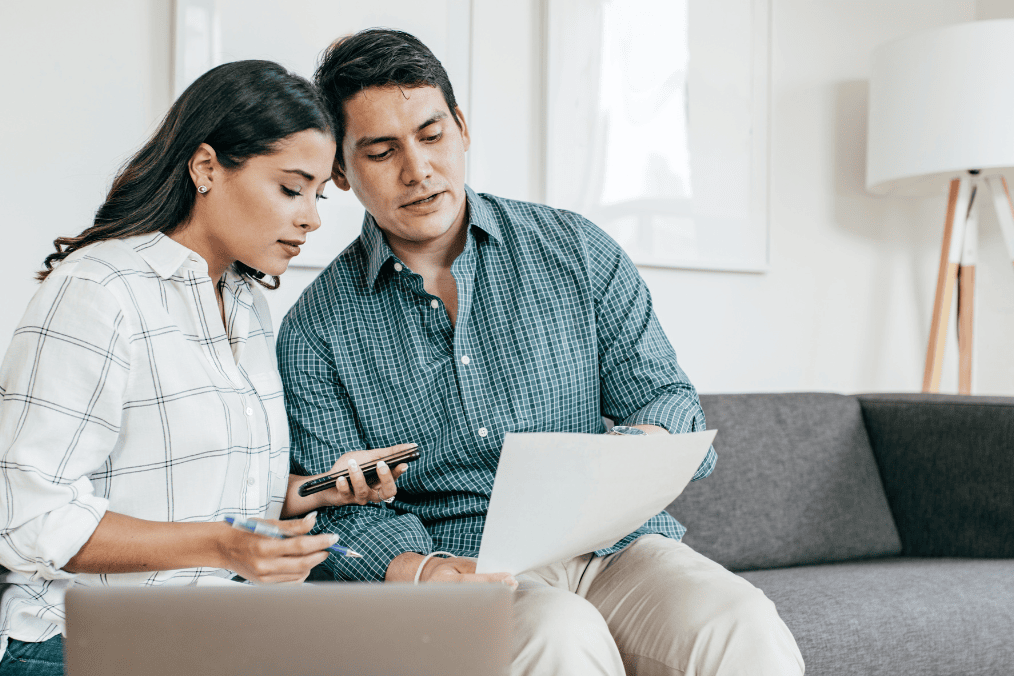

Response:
(402, 191), (443, 208)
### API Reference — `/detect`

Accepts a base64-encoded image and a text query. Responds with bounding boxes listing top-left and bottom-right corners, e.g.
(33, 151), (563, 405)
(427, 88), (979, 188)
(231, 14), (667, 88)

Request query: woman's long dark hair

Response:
(38, 60), (336, 288)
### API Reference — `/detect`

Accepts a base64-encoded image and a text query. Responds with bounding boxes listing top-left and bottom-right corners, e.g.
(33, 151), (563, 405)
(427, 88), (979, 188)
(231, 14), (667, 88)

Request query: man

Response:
(278, 28), (804, 676)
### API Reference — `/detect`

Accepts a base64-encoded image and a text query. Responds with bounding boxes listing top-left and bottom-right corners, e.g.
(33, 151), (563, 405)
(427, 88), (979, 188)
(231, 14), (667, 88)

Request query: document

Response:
(476, 430), (717, 575)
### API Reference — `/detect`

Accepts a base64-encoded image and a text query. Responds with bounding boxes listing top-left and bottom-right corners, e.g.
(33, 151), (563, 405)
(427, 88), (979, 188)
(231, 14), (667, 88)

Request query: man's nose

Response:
(400, 142), (433, 185)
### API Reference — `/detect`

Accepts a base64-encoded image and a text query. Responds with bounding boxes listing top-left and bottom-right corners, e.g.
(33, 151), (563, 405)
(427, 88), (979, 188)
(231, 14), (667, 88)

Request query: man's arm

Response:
(584, 218), (717, 480)
(277, 313), (516, 585)
(277, 312), (435, 580)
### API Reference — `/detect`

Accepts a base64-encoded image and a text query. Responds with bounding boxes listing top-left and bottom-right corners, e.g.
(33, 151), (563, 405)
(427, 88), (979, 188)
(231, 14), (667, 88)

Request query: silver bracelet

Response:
(413, 550), (455, 585)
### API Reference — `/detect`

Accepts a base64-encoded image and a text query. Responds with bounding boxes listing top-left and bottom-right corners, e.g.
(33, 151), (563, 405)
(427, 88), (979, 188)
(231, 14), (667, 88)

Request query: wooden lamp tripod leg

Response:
(923, 177), (970, 393)
(957, 191), (978, 395)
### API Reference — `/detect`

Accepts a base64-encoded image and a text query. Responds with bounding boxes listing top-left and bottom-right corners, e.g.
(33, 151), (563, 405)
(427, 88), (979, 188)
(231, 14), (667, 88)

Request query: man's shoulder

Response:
(472, 191), (591, 241)
(280, 239), (368, 337)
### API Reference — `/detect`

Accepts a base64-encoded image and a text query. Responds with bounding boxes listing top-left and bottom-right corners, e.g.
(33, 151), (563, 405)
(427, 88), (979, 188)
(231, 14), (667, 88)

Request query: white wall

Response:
(0, 0), (173, 353)
(3, 0), (1013, 396)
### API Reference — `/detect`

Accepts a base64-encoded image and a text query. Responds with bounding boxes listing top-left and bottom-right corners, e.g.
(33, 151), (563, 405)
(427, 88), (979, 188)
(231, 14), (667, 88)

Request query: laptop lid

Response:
(65, 583), (511, 676)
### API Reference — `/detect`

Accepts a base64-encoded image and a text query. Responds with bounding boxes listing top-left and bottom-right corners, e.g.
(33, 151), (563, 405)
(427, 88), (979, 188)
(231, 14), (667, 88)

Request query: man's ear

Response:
(332, 159), (351, 192)
(455, 106), (470, 152)
(188, 143), (218, 189)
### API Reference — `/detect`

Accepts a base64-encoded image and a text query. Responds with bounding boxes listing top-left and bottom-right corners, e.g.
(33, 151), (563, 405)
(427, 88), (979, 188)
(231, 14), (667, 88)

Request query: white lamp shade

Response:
(867, 19), (1014, 196)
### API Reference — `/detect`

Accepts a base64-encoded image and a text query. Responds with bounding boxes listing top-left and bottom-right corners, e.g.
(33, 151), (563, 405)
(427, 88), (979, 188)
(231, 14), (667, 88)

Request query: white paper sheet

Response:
(476, 430), (717, 575)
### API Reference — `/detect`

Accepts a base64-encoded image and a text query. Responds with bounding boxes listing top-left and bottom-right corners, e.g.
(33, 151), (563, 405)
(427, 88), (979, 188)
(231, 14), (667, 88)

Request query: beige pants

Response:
(511, 535), (804, 676)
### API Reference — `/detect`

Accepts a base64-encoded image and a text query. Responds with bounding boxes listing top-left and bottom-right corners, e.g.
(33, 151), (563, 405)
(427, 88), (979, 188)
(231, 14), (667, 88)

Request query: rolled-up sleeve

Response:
(584, 219), (716, 481)
(277, 312), (433, 581)
(0, 275), (127, 578)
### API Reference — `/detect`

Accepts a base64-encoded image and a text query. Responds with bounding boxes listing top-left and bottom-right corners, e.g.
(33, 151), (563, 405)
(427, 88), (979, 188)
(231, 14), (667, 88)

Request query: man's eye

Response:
(368, 149), (393, 161)
(424, 132), (443, 143)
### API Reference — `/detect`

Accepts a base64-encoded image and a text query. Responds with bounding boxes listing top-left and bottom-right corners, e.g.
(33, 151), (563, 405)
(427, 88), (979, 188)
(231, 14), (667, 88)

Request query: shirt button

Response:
(246, 477), (256, 486)
(430, 299), (439, 309)
(394, 263), (403, 272)
(461, 356), (471, 365)
(245, 407), (253, 416)
(478, 427), (488, 437)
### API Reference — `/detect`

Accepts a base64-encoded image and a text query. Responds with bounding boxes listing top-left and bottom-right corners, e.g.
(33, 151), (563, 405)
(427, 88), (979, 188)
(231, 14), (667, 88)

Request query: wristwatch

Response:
(607, 425), (647, 436)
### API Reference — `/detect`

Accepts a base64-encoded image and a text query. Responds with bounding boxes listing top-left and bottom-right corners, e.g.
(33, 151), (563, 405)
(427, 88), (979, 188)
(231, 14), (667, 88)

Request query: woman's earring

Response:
(197, 185), (209, 194)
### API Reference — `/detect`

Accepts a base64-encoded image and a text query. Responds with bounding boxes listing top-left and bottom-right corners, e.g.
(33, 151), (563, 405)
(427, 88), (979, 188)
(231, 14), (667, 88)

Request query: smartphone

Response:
(298, 444), (421, 497)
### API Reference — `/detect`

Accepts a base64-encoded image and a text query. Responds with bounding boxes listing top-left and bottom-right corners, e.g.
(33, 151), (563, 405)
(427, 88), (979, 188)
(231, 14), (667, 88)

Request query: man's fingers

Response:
(270, 512), (318, 537)
(346, 458), (372, 503)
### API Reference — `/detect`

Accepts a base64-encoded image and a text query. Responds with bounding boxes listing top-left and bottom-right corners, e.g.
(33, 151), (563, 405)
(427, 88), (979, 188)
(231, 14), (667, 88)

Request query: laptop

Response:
(65, 582), (511, 676)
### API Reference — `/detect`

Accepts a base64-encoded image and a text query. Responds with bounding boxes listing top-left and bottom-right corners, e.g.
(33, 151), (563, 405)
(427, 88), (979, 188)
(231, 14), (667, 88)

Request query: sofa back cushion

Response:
(666, 393), (902, 571)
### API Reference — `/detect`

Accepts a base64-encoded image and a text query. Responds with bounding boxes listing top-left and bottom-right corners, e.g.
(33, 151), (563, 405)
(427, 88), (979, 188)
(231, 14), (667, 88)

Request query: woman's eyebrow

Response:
(281, 168), (315, 181)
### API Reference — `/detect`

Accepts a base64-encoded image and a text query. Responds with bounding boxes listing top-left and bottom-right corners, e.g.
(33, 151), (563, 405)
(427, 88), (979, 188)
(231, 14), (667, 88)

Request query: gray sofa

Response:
(666, 392), (1014, 676)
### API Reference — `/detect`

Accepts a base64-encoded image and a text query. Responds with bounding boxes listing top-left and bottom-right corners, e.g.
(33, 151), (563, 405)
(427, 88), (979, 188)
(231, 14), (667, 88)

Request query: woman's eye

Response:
(281, 186), (301, 198)
(316, 193), (327, 201)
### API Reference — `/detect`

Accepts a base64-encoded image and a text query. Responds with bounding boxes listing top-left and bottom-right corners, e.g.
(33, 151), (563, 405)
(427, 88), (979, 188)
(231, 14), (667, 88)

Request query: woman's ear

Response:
(188, 143), (218, 192)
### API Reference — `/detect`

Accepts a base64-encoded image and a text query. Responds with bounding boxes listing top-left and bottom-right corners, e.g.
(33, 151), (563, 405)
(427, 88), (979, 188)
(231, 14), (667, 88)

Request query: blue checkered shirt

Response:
(277, 186), (716, 581)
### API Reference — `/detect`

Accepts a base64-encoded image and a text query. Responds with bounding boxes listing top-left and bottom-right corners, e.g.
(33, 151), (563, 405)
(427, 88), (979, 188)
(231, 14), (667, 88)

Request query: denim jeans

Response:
(0, 637), (64, 676)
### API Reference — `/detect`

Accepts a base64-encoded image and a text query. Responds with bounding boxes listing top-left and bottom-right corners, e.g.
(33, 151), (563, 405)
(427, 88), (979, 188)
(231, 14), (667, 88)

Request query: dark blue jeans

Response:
(0, 637), (63, 676)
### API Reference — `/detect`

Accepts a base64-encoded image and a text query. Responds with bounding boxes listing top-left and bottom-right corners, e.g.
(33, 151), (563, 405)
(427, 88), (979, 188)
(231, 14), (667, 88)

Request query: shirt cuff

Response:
(0, 480), (108, 580)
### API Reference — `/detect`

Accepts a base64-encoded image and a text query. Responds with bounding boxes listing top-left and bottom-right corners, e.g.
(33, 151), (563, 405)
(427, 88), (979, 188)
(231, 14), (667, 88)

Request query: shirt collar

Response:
(361, 184), (502, 290)
(132, 231), (249, 292)
(132, 231), (195, 280)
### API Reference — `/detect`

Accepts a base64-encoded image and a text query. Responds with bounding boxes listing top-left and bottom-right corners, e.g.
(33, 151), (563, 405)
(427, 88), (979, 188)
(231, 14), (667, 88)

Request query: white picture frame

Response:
(545, 0), (770, 273)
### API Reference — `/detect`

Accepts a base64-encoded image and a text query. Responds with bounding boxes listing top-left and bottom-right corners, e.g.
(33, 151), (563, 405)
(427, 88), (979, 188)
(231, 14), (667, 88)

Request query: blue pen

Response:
(224, 516), (362, 558)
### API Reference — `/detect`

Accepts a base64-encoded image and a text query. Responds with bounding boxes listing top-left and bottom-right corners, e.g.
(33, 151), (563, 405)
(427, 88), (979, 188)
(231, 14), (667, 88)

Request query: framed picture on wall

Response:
(172, 0), (472, 269)
(545, 0), (770, 272)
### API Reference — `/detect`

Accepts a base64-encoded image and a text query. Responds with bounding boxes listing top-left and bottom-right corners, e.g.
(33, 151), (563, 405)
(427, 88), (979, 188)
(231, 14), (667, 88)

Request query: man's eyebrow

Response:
(354, 111), (449, 150)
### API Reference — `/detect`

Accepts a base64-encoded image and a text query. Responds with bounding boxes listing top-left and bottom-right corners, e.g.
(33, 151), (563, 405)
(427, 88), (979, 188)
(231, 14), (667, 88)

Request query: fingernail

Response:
(348, 459), (358, 469)
(377, 460), (388, 470)
(328, 534), (340, 545)
(305, 511), (317, 521)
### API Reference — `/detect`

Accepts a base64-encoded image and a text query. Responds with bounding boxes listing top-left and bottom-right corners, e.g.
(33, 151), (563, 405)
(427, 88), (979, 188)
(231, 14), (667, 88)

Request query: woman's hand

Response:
(216, 512), (335, 584)
(281, 443), (414, 517)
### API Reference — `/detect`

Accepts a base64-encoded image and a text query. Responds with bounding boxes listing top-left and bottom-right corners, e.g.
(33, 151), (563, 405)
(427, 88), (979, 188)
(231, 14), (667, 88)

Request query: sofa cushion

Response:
(740, 558), (1014, 676)
(858, 393), (1014, 558)
(666, 393), (901, 570)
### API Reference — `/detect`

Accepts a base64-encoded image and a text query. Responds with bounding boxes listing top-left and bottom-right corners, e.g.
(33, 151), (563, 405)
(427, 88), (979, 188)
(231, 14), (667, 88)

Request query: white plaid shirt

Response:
(0, 232), (288, 654)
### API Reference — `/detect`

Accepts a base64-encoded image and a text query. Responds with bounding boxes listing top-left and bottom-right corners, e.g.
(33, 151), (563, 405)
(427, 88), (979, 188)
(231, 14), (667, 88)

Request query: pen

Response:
(224, 516), (362, 558)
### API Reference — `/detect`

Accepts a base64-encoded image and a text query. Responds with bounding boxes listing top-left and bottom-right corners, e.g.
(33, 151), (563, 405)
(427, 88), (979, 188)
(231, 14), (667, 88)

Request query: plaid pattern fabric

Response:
(279, 187), (715, 581)
(0, 232), (288, 657)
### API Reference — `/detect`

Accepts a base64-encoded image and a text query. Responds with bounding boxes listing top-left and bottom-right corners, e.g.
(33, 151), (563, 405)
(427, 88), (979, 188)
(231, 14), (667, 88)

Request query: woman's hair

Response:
(314, 28), (461, 171)
(38, 60), (336, 288)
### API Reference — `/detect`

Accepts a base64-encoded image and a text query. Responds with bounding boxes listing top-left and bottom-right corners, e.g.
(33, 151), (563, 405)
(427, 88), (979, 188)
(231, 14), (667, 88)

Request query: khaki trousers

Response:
(511, 535), (804, 676)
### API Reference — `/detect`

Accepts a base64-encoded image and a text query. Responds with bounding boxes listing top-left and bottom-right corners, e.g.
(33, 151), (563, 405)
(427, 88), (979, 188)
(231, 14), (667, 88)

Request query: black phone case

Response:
(297, 447), (421, 497)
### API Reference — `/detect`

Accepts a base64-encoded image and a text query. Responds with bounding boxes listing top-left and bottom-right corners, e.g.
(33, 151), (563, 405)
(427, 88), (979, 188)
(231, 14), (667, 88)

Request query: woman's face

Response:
(185, 128), (337, 278)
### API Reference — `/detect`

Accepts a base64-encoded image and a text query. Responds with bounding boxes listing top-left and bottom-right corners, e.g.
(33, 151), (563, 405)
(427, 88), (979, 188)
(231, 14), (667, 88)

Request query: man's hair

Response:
(314, 28), (461, 170)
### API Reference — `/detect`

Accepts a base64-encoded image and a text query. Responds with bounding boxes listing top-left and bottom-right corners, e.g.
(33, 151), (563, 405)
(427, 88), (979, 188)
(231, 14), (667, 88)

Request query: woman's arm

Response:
(64, 511), (335, 583)
(280, 444), (414, 518)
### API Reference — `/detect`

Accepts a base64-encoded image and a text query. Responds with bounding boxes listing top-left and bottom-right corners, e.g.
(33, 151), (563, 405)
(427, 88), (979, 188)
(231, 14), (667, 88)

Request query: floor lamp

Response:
(866, 19), (1014, 394)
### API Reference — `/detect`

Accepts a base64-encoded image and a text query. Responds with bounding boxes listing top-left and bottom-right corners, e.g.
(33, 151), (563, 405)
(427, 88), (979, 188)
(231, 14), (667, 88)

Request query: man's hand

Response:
(385, 551), (517, 588)
(282, 443), (414, 518)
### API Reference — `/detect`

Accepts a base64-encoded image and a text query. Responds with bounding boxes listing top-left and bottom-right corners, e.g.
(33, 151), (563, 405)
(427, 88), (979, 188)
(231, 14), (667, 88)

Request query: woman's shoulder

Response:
(49, 232), (177, 287)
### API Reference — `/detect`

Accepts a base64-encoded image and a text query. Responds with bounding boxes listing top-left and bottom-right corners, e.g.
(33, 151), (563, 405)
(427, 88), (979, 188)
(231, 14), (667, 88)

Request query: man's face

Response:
(334, 85), (470, 250)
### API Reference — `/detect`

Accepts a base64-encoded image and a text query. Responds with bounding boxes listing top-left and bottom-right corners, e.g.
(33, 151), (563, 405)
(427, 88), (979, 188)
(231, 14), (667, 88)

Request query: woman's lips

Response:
(278, 241), (302, 257)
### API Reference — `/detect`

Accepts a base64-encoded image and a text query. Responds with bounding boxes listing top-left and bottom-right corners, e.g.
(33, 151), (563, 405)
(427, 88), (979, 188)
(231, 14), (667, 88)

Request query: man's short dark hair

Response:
(315, 28), (461, 170)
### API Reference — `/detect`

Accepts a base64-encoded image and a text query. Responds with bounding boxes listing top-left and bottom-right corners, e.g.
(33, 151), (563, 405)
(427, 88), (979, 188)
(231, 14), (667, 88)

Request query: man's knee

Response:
(512, 585), (624, 676)
(698, 586), (804, 675)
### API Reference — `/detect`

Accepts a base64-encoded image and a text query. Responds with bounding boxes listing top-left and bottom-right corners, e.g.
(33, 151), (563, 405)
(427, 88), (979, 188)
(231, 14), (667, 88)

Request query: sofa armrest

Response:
(858, 393), (1014, 558)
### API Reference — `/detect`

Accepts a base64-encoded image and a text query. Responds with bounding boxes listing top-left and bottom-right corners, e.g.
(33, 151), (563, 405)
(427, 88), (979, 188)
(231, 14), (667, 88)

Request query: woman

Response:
(0, 60), (408, 674)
